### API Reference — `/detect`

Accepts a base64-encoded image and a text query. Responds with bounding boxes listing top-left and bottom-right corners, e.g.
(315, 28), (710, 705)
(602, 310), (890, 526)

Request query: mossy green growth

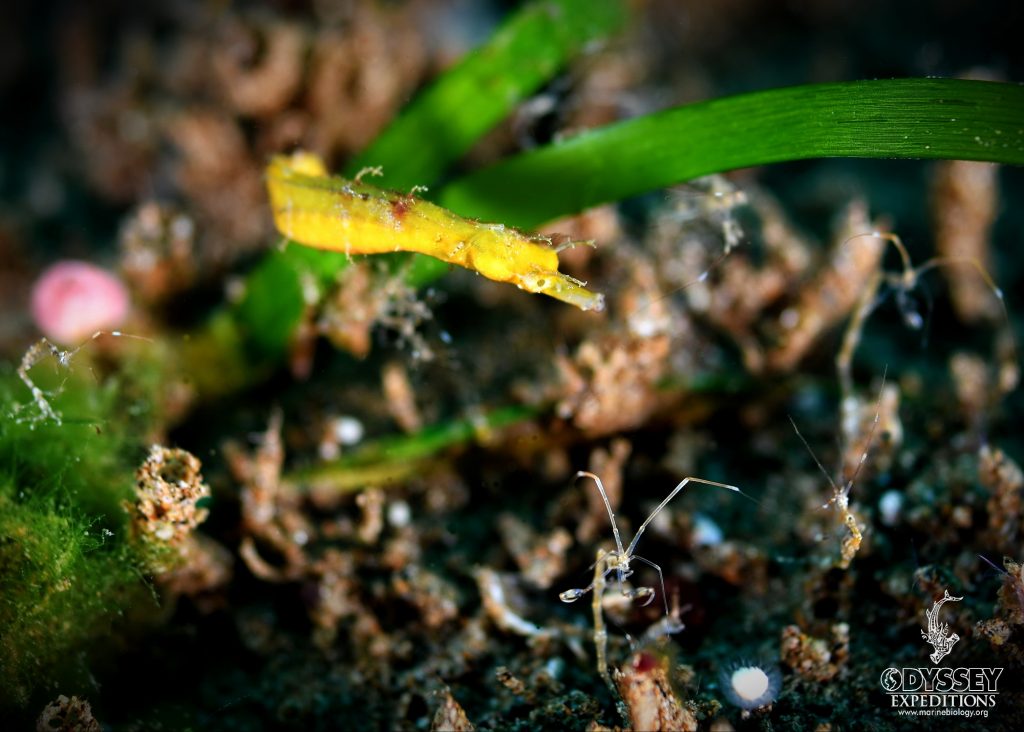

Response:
(0, 358), (160, 709)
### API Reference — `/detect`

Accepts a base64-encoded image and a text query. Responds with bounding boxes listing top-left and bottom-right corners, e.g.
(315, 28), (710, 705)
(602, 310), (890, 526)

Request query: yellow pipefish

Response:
(265, 152), (605, 311)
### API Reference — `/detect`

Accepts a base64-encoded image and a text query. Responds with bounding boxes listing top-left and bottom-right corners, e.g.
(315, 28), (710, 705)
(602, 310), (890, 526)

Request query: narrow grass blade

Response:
(285, 404), (537, 493)
(438, 78), (1024, 227)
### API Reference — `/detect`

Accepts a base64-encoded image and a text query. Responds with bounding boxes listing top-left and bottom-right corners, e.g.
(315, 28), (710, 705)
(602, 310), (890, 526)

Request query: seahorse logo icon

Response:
(921, 589), (963, 664)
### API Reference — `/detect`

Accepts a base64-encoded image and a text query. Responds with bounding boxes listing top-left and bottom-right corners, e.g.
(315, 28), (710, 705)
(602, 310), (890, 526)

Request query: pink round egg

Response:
(30, 260), (130, 345)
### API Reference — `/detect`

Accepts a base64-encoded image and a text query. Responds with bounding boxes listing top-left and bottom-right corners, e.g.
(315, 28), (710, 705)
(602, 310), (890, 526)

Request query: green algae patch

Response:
(0, 367), (158, 709)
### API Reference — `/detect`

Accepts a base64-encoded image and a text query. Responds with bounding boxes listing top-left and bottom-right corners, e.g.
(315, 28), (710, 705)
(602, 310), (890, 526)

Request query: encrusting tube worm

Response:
(265, 152), (605, 311)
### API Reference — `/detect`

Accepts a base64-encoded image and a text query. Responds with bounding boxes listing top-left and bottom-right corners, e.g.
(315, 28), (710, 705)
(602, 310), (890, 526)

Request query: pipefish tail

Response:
(265, 152), (605, 312)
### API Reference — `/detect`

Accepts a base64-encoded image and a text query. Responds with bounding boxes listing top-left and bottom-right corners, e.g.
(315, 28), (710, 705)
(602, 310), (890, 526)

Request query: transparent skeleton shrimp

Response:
(16, 330), (150, 424)
(837, 231), (1015, 405)
(788, 369), (888, 569)
(559, 470), (742, 615)
(812, 232), (1012, 566)
(625, 179), (751, 319)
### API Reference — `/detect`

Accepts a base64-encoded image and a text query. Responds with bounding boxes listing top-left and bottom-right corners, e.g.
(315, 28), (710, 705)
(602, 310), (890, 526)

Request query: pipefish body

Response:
(265, 152), (605, 311)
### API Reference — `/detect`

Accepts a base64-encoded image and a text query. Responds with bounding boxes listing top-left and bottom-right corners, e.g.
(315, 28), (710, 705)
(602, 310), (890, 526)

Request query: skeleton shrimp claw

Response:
(559, 588), (587, 603)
